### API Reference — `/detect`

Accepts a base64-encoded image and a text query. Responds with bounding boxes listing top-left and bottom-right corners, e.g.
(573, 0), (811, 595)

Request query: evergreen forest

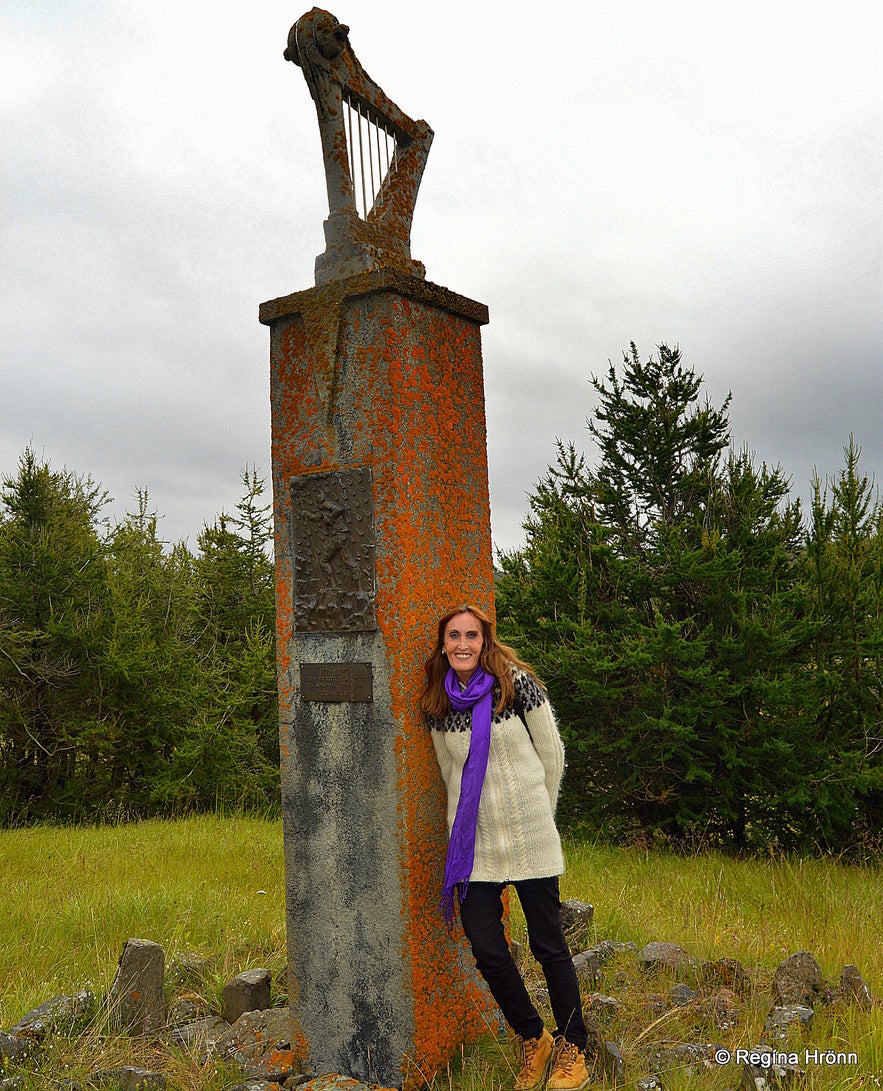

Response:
(2, 343), (881, 852)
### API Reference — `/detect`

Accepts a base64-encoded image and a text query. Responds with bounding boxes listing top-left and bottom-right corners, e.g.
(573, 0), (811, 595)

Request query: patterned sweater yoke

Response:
(429, 668), (566, 883)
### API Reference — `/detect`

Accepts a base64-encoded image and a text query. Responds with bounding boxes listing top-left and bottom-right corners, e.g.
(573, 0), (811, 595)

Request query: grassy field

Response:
(1, 816), (880, 1089)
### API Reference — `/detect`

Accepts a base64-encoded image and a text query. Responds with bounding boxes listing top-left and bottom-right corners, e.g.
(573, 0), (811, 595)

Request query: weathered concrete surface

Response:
(262, 269), (494, 1087)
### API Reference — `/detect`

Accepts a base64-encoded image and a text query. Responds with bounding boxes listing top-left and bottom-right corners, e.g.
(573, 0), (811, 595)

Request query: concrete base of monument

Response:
(262, 268), (498, 1088)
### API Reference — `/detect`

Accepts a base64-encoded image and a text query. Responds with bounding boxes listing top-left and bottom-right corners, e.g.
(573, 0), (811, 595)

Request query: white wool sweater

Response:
(429, 668), (565, 883)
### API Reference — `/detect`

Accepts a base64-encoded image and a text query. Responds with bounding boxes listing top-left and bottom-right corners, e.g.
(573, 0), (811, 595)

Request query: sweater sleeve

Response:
(516, 674), (566, 813)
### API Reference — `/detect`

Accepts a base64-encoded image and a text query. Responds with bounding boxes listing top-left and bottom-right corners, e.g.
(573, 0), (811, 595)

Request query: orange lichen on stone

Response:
(262, 268), (494, 1087)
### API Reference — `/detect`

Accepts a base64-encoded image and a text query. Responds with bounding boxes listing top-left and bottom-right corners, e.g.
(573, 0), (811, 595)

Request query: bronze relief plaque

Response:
(300, 662), (373, 703)
(290, 466), (377, 632)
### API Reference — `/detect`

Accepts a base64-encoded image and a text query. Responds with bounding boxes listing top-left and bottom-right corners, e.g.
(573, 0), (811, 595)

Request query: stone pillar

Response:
(260, 268), (496, 1089)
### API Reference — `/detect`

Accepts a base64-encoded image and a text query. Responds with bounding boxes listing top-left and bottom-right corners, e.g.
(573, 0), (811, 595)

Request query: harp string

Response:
(343, 94), (399, 220)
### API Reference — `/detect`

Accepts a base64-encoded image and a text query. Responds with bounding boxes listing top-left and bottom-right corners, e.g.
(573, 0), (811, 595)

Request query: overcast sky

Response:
(3, 0), (881, 554)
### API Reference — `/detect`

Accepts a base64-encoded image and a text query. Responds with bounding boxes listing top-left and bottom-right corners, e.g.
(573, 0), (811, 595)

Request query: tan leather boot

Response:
(513, 1027), (555, 1090)
(547, 1037), (591, 1090)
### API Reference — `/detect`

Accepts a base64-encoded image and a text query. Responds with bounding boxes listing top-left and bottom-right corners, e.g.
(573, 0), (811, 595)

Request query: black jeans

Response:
(459, 876), (588, 1049)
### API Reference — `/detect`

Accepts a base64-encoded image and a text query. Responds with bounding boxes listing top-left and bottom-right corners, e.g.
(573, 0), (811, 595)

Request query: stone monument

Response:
(261, 10), (496, 1087)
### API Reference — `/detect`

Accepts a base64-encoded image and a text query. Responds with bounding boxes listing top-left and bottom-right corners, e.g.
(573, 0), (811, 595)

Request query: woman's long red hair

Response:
(418, 604), (540, 718)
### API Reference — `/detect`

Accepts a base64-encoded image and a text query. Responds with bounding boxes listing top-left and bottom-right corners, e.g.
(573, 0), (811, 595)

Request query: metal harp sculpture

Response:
(285, 8), (434, 286)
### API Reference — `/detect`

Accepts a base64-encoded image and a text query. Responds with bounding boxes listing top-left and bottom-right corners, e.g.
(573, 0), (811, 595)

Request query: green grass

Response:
(1, 818), (880, 1089)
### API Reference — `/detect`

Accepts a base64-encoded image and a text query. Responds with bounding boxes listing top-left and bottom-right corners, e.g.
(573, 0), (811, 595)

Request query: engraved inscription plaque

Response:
(290, 467), (377, 632)
(300, 662), (373, 703)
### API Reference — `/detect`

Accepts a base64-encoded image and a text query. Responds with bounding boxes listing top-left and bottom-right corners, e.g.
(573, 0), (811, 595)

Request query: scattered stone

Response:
(166, 952), (212, 989)
(773, 952), (825, 1007)
(669, 983), (698, 1006)
(572, 950), (601, 986)
(636, 1079), (664, 1091)
(168, 1015), (230, 1051)
(0, 1078), (25, 1091)
(212, 1008), (294, 1065)
(560, 900), (594, 934)
(739, 1044), (804, 1089)
(598, 1040), (624, 1079)
(698, 987), (740, 1031)
(649, 1042), (721, 1075)
(297, 1078), (396, 1091)
(166, 992), (209, 1027)
(0, 1032), (35, 1063)
(701, 957), (752, 997)
(639, 942), (697, 974)
(594, 939), (638, 960)
(107, 939), (166, 1034)
(245, 1046), (304, 1083)
(95, 1067), (167, 1090)
(223, 969), (272, 1025)
(11, 991), (95, 1041)
(583, 1009), (605, 1055)
(840, 965), (873, 1010)
(227, 1082), (283, 1091)
(586, 993), (621, 1016)
(764, 1005), (814, 1040)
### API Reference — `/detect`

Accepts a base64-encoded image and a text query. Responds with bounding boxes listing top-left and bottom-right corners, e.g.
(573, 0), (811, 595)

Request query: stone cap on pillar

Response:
(259, 268), (489, 328)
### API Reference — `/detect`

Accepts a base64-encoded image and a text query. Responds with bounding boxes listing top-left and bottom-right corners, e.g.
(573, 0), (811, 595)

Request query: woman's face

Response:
(443, 611), (484, 684)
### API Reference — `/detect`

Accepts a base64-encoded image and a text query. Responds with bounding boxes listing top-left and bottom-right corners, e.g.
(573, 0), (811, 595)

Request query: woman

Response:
(420, 604), (590, 1091)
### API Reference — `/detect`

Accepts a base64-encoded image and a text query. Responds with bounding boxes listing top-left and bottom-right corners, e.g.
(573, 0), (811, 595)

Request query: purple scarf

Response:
(440, 666), (496, 928)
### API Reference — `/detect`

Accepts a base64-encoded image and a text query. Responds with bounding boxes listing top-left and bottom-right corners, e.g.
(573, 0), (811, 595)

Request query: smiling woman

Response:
(419, 604), (590, 1091)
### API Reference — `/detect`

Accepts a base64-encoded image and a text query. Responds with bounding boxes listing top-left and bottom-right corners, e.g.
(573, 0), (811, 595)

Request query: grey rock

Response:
(702, 957), (752, 996)
(0, 1032), (35, 1063)
(510, 939), (523, 969)
(669, 983), (699, 1006)
(593, 939), (638, 960)
(298, 1080), (374, 1090)
(10, 991), (95, 1041)
(95, 1068), (166, 1090)
(107, 939), (165, 1034)
(168, 1014), (230, 1050)
(211, 1008), (294, 1065)
(166, 994), (207, 1028)
(840, 964), (873, 1010)
(227, 1082), (282, 1091)
(636, 1079), (665, 1091)
(223, 968), (272, 1025)
(739, 1044), (804, 1090)
(773, 951), (824, 1007)
(639, 941), (697, 973)
(245, 1046), (303, 1083)
(764, 1005), (814, 1040)
(572, 950), (601, 986)
(559, 900), (594, 933)
(701, 988), (740, 1030)
(599, 1040), (624, 1079)
(586, 993), (621, 1017)
(166, 952), (212, 988)
(0, 1078), (25, 1091)
(644, 994), (668, 1017)
(649, 1042), (722, 1074)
